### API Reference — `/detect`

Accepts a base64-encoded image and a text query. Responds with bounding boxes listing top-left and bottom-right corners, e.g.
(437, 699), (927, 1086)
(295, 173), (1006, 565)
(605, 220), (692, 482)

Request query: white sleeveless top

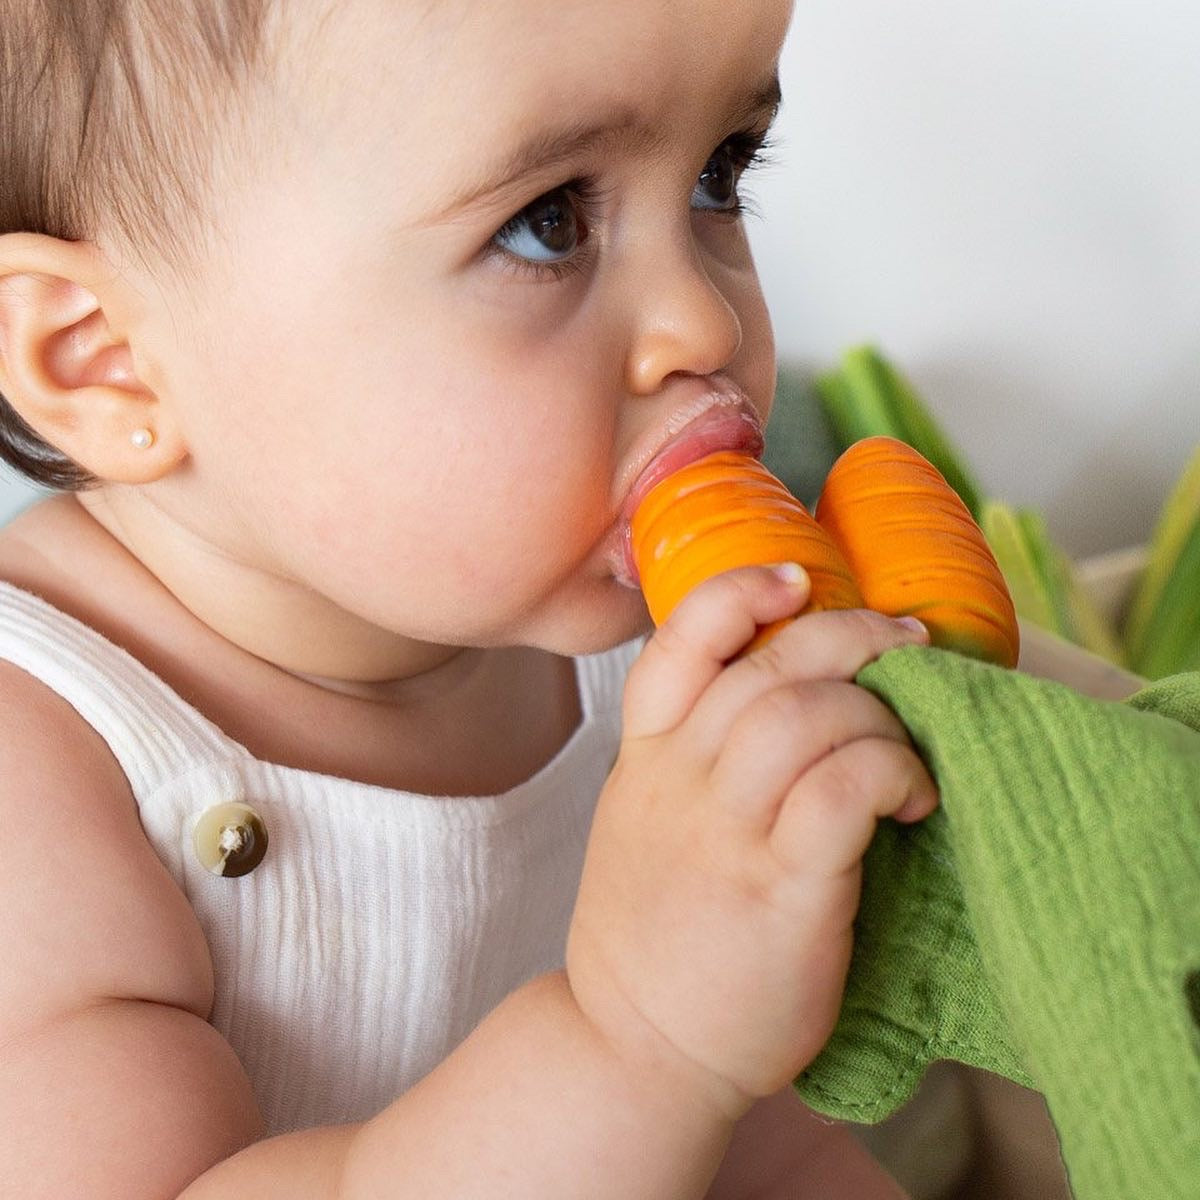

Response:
(0, 581), (639, 1134)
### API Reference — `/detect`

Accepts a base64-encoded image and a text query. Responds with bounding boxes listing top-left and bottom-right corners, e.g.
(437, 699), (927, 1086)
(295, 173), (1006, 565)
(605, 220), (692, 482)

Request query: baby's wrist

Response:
(560, 956), (755, 1128)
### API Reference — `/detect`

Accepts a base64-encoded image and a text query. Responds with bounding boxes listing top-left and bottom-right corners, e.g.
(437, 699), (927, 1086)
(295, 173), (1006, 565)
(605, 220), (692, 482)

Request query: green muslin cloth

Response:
(794, 646), (1200, 1200)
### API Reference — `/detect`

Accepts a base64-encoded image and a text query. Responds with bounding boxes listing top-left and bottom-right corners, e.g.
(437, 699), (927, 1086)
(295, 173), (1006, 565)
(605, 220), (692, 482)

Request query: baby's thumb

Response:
(623, 563), (810, 740)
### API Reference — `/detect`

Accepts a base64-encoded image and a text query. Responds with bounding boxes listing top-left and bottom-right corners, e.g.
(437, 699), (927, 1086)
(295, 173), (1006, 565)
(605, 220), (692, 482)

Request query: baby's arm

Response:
(0, 660), (263, 1197)
(1, 567), (933, 1199)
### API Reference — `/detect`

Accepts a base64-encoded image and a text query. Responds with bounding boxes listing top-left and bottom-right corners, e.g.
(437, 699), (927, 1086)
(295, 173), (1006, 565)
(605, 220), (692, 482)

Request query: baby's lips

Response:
(619, 400), (766, 587)
(622, 404), (765, 526)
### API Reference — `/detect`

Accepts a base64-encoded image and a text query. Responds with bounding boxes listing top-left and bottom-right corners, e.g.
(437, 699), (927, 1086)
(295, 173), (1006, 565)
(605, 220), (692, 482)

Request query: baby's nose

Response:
(623, 246), (743, 395)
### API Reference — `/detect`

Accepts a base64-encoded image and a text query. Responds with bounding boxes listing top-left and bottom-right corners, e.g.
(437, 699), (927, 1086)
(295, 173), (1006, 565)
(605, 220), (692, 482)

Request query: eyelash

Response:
(716, 127), (777, 221)
(489, 125), (776, 283)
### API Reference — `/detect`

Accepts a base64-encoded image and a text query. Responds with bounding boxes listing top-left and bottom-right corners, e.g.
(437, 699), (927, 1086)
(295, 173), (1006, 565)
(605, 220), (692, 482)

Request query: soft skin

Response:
(0, 0), (934, 1196)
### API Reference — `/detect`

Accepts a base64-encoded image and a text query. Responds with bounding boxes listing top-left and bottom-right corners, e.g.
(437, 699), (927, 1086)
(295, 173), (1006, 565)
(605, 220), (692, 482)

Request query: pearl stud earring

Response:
(130, 428), (154, 450)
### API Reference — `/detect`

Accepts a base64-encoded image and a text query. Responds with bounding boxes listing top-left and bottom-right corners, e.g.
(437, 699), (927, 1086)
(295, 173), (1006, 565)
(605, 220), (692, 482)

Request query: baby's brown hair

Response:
(0, 0), (276, 487)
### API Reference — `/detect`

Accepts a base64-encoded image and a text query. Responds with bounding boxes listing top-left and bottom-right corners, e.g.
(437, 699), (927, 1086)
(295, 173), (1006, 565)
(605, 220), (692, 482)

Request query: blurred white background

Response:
(2, 0), (1197, 555)
(749, 0), (1199, 556)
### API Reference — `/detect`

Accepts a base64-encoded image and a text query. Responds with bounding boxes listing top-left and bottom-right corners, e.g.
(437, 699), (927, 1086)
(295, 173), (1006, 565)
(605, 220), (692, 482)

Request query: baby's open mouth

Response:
(617, 396), (765, 588)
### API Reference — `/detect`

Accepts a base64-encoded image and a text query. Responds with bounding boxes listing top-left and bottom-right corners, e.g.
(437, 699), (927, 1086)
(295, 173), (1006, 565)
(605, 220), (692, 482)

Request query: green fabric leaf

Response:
(795, 648), (1200, 1200)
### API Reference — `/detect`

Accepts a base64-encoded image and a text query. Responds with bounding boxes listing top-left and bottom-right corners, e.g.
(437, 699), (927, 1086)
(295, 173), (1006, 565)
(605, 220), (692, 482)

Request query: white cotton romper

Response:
(0, 581), (640, 1134)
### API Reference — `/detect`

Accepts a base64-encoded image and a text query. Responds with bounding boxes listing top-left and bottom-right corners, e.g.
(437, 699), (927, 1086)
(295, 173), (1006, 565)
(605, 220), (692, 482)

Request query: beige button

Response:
(193, 802), (268, 877)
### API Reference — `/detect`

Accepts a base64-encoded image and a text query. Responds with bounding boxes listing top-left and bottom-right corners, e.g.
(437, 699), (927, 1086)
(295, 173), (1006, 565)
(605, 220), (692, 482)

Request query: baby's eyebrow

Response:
(436, 111), (667, 220)
(431, 71), (782, 223)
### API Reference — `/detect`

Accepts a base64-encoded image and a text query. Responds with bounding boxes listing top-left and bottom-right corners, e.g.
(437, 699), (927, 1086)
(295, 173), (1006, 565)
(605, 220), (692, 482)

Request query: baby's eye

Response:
(693, 145), (740, 212)
(692, 129), (773, 215)
(492, 185), (589, 265)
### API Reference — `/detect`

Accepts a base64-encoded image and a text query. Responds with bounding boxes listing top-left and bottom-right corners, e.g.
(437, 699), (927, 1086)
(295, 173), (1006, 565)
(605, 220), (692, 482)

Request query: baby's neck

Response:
(75, 485), (460, 687)
(0, 492), (582, 795)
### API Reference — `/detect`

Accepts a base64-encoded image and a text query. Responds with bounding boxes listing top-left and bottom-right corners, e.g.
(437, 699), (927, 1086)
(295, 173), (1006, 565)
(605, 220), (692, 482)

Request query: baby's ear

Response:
(0, 232), (186, 483)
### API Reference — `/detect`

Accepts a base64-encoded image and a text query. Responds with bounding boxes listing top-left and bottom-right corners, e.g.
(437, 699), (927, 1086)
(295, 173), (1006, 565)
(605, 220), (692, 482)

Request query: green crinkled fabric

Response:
(794, 646), (1200, 1200)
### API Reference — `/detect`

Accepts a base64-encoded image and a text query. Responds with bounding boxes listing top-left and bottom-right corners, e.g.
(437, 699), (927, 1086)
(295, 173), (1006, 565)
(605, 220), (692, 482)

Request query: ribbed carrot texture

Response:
(631, 436), (1019, 667)
(631, 451), (864, 654)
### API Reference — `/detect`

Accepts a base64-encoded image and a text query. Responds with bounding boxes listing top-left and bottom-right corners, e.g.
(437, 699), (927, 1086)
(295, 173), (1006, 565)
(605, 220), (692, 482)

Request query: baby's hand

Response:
(567, 565), (936, 1120)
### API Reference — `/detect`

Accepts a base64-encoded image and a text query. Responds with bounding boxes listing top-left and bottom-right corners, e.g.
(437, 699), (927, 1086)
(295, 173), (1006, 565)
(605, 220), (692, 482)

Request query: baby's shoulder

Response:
(0, 657), (213, 1043)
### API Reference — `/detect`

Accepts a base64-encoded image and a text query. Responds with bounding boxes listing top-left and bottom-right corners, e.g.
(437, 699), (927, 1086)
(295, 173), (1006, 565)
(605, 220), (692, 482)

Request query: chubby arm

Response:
(2, 565), (934, 1199)
(0, 661), (263, 1199)
(0, 657), (725, 1200)
(0, 658), (724, 1200)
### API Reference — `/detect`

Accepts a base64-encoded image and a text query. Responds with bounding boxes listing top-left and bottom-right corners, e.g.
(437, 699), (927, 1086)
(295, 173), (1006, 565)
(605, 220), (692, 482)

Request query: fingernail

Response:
(895, 616), (928, 636)
(895, 794), (938, 823)
(768, 562), (808, 586)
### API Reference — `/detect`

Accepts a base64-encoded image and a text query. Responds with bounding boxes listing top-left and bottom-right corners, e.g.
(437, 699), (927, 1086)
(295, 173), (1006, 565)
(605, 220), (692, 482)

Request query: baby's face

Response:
(138, 0), (794, 657)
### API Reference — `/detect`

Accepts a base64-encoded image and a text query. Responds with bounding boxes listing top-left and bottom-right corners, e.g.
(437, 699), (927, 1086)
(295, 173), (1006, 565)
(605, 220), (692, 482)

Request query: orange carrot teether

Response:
(630, 450), (864, 652)
(631, 438), (1019, 667)
(815, 436), (1019, 667)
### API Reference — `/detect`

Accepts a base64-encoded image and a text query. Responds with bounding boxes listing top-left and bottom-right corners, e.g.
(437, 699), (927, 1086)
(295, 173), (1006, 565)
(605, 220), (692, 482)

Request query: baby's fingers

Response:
(735, 608), (929, 690)
(710, 681), (910, 829)
(623, 564), (810, 740)
(769, 739), (938, 883)
(683, 608), (929, 758)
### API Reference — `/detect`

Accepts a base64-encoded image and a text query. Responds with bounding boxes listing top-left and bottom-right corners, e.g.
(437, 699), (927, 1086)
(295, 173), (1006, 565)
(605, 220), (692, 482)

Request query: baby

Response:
(0, 1), (937, 1196)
